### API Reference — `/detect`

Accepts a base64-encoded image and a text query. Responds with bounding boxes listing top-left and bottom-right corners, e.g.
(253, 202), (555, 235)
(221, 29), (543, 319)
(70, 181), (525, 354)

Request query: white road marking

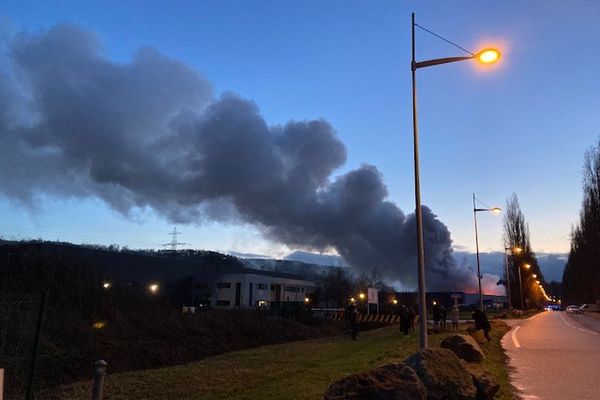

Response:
(512, 325), (521, 348)
(560, 314), (599, 336)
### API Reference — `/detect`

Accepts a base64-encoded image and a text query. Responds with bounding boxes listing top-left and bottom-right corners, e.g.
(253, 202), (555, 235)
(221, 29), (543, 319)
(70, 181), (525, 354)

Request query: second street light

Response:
(411, 13), (501, 349)
(519, 263), (531, 310)
(503, 246), (521, 316)
(472, 194), (501, 311)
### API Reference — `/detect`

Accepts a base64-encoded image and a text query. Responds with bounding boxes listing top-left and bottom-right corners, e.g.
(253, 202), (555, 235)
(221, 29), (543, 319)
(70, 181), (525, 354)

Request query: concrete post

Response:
(92, 360), (108, 400)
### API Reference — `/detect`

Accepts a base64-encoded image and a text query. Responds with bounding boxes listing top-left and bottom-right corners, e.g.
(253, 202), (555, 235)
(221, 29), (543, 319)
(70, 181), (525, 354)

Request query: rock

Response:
(323, 363), (427, 400)
(470, 329), (488, 344)
(462, 362), (500, 400)
(404, 348), (478, 400)
(440, 334), (485, 362)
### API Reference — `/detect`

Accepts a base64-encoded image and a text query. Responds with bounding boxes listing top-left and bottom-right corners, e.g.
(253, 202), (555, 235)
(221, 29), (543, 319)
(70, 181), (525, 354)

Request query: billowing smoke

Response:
(1, 24), (481, 291)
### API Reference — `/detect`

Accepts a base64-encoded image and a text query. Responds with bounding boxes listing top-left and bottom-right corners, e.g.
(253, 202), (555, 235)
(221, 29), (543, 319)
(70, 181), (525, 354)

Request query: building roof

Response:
(221, 266), (310, 281)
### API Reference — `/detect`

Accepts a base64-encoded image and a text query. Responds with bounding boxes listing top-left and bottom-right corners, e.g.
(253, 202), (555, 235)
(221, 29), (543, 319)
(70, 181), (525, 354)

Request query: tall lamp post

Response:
(519, 263), (531, 310)
(411, 13), (500, 348)
(472, 194), (501, 311)
(503, 246), (522, 316)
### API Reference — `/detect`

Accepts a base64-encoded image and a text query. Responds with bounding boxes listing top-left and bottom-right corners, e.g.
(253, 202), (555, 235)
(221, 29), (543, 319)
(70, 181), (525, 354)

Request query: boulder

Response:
(462, 362), (500, 400)
(323, 363), (427, 400)
(440, 334), (485, 362)
(469, 329), (488, 344)
(404, 348), (478, 400)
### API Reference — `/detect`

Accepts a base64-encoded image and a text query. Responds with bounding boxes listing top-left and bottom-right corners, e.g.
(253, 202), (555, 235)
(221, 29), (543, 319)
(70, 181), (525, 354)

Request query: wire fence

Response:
(0, 293), (44, 400)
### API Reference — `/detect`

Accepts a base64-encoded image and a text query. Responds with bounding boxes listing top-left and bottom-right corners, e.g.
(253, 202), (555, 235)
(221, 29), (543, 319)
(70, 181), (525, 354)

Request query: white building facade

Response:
(207, 269), (316, 309)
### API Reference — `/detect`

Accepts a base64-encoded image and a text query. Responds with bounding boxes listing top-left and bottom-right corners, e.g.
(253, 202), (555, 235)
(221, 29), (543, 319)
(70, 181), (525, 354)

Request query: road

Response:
(502, 311), (600, 399)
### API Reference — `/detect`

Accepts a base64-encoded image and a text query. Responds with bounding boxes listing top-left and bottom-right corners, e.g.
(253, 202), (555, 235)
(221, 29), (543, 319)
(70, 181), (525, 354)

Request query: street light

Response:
(149, 283), (159, 294)
(411, 13), (500, 348)
(503, 246), (521, 316)
(102, 282), (111, 290)
(518, 263), (531, 310)
(473, 194), (501, 311)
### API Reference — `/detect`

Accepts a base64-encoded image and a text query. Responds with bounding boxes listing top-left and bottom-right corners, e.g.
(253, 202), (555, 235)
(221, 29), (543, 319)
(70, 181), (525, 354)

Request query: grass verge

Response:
(42, 321), (514, 400)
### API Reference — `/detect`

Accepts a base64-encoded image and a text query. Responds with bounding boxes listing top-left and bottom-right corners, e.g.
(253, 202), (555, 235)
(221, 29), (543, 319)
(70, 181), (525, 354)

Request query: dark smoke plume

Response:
(0, 24), (480, 291)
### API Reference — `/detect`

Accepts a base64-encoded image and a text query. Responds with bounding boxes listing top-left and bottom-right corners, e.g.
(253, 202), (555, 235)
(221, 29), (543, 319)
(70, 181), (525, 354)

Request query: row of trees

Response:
(562, 140), (600, 305)
(502, 194), (549, 309)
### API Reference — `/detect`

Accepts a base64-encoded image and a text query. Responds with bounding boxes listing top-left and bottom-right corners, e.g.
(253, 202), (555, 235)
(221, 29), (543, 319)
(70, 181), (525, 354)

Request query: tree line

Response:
(562, 139), (600, 305)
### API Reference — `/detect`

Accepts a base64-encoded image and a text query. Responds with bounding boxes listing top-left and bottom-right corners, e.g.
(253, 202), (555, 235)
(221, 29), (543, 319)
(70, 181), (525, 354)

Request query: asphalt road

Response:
(502, 311), (600, 399)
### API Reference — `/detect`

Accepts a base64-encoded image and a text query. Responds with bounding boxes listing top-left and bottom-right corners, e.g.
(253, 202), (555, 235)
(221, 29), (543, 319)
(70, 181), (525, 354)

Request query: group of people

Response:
(432, 303), (461, 330)
(346, 300), (491, 341)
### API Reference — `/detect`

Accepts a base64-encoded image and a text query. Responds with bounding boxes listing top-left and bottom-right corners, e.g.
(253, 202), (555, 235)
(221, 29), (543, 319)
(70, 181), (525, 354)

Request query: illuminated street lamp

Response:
(473, 194), (502, 311)
(532, 274), (537, 279)
(518, 263), (531, 310)
(304, 297), (310, 304)
(503, 246), (522, 316)
(102, 282), (111, 290)
(411, 13), (500, 348)
(359, 292), (366, 300)
(149, 283), (159, 294)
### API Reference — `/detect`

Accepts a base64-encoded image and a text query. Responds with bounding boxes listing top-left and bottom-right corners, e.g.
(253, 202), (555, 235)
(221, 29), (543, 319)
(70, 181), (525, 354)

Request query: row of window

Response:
(214, 283), (309, 293)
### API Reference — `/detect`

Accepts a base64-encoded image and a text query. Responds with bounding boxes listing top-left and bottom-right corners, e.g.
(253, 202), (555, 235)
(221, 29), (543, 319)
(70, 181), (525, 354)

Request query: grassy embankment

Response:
(43, 321), (513, 400)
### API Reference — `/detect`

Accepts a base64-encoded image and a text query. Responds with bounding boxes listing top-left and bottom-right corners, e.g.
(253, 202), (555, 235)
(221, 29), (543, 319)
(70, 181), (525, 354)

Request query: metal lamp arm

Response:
(412, 56), (474, 71)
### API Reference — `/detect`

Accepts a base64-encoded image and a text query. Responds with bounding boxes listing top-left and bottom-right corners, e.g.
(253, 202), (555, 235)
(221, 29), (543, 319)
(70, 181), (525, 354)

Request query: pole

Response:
(473, 194), (483, 311)
(503, 249), (512, 316)
(518, 264), (524, 311)
(411, 12), (428, 349)
(92, 360), (108, 400)
(25, 291), (47, 400)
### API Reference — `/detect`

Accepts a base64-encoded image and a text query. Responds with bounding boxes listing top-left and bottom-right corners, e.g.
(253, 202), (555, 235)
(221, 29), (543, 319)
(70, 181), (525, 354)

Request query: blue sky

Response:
(1, 0), (599, 257)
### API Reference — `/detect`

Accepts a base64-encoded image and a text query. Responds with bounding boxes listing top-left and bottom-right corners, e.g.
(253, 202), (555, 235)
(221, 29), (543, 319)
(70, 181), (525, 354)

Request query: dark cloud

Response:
(1, 24), (475, 290)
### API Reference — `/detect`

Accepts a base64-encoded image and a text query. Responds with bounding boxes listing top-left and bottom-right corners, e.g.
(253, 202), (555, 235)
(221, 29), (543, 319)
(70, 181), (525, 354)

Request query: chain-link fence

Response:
(0, 293), (44, 400)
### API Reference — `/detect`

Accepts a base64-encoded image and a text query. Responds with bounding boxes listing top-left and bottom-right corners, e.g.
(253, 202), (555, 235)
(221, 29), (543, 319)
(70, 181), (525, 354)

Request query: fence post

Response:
(92, 360), (107, 400)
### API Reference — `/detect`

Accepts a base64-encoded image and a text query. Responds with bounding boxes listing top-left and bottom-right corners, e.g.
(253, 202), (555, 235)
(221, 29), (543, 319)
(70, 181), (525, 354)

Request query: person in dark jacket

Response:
(348, 301), (358, 340)
(472, 306), (491, 341)
(399, 305), (410, 335)
(408, 306), (417, 332)
(432, 303), (441, 329)
(440, 305), (447, 330)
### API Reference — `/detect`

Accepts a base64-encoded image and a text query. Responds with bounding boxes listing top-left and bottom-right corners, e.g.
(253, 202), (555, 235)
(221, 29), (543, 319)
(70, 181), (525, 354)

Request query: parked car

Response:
(566, 305), (582, 314)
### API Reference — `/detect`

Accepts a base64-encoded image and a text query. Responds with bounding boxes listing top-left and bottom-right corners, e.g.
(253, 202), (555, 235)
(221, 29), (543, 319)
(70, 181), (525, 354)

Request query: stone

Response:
(440, 334), (485, 362)
(404, 348), (478, 400)
(462, 362), (500, 400)
(323, 362), (427, 400)
(470, 329), (488, 344)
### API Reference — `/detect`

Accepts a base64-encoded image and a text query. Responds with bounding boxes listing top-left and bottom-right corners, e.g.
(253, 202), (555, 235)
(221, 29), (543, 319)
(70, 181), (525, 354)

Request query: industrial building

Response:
(188, 267), (316, 309)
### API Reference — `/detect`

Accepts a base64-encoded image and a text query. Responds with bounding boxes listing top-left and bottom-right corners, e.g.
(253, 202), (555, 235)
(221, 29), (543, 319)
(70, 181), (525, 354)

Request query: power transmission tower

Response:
(162, 227), (190, 251)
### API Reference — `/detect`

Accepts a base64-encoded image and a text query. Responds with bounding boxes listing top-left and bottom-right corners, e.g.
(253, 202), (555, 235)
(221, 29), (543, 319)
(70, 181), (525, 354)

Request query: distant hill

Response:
(0, 240), (327, 284)
(452, 250), (567, 282)
(283, 250), (347, 267)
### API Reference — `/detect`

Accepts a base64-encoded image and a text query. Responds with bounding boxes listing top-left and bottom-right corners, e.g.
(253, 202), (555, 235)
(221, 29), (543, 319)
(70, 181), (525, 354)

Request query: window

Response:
(216, 300), (230, 307)
(217, 282), (231, 289)
(285, 286), (300, 292)
(257, 283), (268, 290)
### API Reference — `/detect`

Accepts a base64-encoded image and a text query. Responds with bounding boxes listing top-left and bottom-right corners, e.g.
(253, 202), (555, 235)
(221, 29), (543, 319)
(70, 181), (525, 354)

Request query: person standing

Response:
(472, 306), (491, 341)
(432, 304), (441, 330)
(348, 301), (358, 340)
(408, 306), (416, 332)
(400, 305), (410, 335)
(440, 305), (447, 330)
(451, 305), (460, 330)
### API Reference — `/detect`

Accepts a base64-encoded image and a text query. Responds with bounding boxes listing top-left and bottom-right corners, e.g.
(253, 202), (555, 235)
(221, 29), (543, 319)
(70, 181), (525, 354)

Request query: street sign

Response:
(367, 288), (378, 304)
